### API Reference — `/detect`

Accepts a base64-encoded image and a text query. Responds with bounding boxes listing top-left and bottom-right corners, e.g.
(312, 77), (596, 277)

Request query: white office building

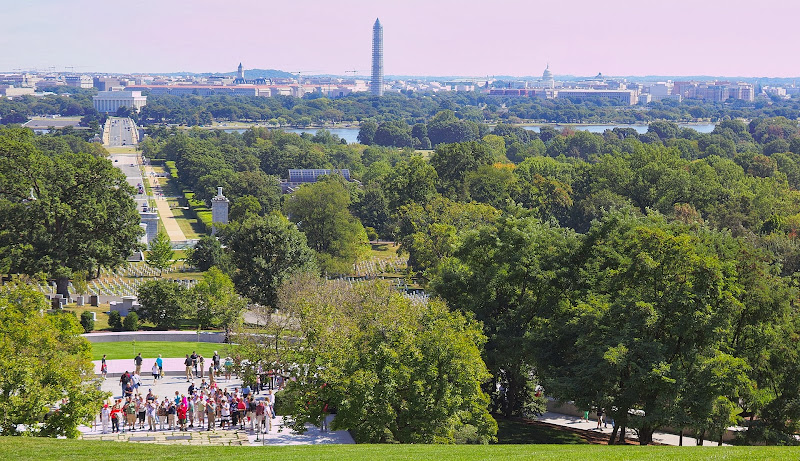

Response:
(92, 90), (147, 113)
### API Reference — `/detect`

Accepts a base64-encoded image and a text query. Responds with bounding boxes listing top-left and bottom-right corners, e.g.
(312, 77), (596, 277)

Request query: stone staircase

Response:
(81, 429), (251, 446)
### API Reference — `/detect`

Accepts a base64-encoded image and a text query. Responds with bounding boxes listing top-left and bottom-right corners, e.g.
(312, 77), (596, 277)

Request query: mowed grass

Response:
(3, 438), (800, 461)
(90, 341), (227, 361)
(495, 417), (586, 444)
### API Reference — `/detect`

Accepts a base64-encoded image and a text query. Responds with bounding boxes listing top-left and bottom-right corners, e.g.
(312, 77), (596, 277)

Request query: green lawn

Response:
(3, 438), (800, 460)
(90, 341), (227, 361)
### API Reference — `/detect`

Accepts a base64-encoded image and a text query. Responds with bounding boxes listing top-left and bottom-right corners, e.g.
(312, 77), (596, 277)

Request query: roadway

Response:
(105, 117), (138, 147)
(107, 151), (149, 213)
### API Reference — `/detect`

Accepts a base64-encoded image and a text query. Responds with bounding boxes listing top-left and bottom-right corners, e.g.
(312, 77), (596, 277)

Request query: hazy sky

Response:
(2, 0), (798, 77)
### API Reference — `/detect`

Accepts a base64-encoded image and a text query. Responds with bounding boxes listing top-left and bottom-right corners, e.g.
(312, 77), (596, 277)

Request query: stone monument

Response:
(211, 186), (229, 235)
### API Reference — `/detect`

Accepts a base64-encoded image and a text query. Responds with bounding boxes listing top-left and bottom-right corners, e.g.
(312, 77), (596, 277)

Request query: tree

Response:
(284, 177), (368, 273)
(79, 310), (94, 333)
(122, 312), (139, 331)
(229, 194), (262, 222)
(188, 267), (246, 333)
(219, 213), (316, 307)
(430, 213), (577, 417)
(528, 212), (761, 444)
(186, 235), (229, 272)
(145, 231), (174, 277)
(137, 279), (187, 329)
(429, 141), (493, 199)
(271, 275), (498, 443)
(107, 310), (122, 331)
(0, 127), (143, 297)
(357, 120), (378, 145)
(0, 281), (105, 437)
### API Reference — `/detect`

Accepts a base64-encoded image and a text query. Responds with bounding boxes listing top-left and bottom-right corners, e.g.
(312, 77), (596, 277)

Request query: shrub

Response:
(108, 310), (122, 330)
(79, 311), (94, 333)
(123, 312), (140, 331)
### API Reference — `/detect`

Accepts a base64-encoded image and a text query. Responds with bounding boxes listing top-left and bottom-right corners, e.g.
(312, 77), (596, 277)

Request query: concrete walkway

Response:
(143, 160), (186, 242)
(537, 411), (730, 446)
(82, 369), (355, 445)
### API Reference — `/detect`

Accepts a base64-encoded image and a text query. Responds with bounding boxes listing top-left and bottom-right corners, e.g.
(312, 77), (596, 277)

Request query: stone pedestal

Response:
(211, 186), (229, 235)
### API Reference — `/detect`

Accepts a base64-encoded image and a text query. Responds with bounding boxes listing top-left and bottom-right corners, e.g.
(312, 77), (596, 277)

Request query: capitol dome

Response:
(542, 64), (553, 81)
(541, 64), (555, 88)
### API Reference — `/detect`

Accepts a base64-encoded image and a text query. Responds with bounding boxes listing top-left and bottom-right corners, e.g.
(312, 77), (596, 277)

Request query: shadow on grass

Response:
(494, 415), (588, 445)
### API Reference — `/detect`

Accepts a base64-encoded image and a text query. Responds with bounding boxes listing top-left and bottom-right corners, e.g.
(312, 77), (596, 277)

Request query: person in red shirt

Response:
(177, 402), (188, 431)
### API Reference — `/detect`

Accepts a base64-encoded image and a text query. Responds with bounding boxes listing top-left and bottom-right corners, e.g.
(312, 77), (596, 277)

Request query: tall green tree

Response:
(284, 176), (368, 273)
(272, 275), (498, 443)
(0, 127), (142, 297)
(145, 231), (174, 277)
(219, 213), (316, 306)
(0, 280), (106, 437)
(188, 267), (246, 333)
(136, 279), (187, 329)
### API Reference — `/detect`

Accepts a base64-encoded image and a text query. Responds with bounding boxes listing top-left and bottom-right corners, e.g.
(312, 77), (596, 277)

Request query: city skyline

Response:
(3, 0), (800, 78)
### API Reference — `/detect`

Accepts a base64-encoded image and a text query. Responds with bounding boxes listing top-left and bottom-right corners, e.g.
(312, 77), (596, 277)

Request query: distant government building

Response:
(92, 90), (147, 113)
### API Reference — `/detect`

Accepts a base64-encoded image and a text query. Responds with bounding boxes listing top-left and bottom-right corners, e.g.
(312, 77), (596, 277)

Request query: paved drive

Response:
(143, 160), (187, 242)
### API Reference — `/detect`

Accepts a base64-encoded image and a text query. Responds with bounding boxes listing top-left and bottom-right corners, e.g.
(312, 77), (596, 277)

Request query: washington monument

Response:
(370, 18), (384, 96)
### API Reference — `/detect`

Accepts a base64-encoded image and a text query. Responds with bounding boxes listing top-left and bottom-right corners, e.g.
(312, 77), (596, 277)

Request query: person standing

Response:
(132, 371), (141, 393)
(134, 353), (143, 376)
(184, 354), (193, 382)
(101, 354), (108, 379)
(156, 354), (163, 380)
(212, 351), (220, 373)
(110, 400), (121, 433)
(101, 403), (111, 434)
(198, 355), (205, 378)
(255, 401), (265, 433)
(195, 396), (205, 429)
(152, 362), (160, 381)
(146, 399), (157, 431)
(190, 351), (198, 378)
(158, 400), (168, 431)
(119, 371), (130, 397)
(137, 395), (146, 429)
(597, 408), (604, 429)
(209, 363), (216, 386)
(206, 399), (216, 431)
(167, 401), (176, 430)
(266, 390), (276, 419)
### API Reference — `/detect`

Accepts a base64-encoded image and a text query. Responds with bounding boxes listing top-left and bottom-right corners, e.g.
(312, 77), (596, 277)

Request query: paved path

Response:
(537, 411), (731, 446)
(143, 161), (187, 242)
(82, 367), (355, 446)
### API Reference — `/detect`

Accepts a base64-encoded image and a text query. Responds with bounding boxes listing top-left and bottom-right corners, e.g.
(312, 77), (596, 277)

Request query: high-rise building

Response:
(370, 18), (384, 96)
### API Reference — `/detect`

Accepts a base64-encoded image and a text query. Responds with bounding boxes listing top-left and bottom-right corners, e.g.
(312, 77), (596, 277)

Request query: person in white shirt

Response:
(101, 403), (111, 434)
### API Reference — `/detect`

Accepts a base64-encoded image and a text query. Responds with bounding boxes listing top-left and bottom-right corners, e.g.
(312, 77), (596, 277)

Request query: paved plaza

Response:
(81, 366), (354, 446)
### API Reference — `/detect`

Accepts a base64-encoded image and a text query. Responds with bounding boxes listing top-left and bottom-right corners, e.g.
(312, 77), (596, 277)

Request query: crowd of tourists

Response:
(97, 350), (289, 434)
(100, 384), (277, 434)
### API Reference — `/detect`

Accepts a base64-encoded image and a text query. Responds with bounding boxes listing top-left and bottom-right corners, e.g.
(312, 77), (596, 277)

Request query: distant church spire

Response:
(371, 18), (384, 96)
(237, 62), (244, 80)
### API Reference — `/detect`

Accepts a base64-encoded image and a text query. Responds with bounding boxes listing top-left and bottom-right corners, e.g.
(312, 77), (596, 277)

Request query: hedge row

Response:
(164, 161), (212, 233)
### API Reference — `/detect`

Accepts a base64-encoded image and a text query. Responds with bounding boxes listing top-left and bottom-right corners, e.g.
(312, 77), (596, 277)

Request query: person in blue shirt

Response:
(156, 355), (163, 380)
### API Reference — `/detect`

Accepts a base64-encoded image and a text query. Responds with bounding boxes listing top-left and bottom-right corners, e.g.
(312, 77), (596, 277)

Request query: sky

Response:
(2, 0), (799, 78)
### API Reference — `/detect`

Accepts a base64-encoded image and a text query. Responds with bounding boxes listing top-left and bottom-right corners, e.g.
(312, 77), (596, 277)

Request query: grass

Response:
(63, 305), (112, 330)
(105, 146), (137, 154)
(3, 438), (800, 460)
(90, 341), (227, 361)
(495, 416), (586, 444)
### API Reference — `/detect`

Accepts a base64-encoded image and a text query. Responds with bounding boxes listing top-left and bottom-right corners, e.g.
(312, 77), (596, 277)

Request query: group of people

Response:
(100, 382), (277, 434)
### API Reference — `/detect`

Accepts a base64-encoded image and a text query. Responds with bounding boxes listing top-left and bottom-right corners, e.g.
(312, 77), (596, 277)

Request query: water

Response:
(521, 123), (716, 134)
(220, 122), (717, 144)
(221, 127), (360, 144)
